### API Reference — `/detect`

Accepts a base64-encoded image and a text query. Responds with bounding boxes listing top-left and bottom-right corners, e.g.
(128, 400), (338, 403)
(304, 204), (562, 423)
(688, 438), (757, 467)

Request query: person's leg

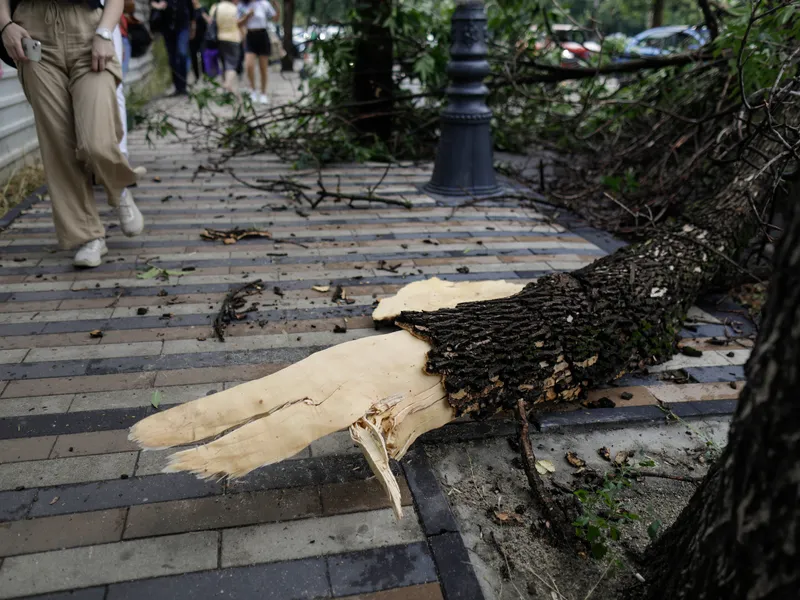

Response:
(112, 25), (128, 159)
(176, 27), (190, 93)
(190, 39), (201, 81)
(224, 68), (237, 92)
(258, 55), (268, 95)
(245, 52), (256, 92)
(13, 2), (104, 250)
(162, 30), (180, 92)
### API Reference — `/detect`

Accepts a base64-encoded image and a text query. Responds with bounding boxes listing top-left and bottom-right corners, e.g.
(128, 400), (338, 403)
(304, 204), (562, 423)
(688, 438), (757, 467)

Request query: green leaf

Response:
(137, 267), (161, 280)
(609, 526), (620, 541)
(151, 390), (162, 410)
(587, 525), (601, 542)
(639, 459), (656, 467)
(591, 542), (608, 560)
(647, 520), (662, 541)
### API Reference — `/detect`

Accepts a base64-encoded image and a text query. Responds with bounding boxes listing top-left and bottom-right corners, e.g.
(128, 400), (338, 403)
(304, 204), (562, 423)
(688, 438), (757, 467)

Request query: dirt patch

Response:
(426, 418), (729, 599)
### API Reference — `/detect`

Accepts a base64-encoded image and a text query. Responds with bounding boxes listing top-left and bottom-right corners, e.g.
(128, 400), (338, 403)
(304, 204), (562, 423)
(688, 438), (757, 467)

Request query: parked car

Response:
(533, 24), (602, 68)
(619, 25), (709, 61)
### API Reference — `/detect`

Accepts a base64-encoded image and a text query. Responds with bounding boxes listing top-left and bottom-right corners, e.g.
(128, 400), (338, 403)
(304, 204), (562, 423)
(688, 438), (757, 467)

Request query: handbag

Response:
(0, 0), (21, 68)
(202, 47), (220, 77)
(204, 5), (219, 50)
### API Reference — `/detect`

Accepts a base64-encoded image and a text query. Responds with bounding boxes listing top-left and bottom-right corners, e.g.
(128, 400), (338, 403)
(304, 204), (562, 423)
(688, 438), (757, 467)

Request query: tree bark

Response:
(396, 172), (762, 417)
(650, 0), (666, 28)
(639, 203), (800, 599)
(352, 0), (393, 141)
(697, 0), (719, 40)
(281, 0), (295, 72)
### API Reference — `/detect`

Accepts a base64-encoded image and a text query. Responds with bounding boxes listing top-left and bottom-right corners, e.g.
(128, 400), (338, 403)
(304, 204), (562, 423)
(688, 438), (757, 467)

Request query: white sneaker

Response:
(249, 90), (259, 103)
(73, 238), (108, 268)
(258, 93), (270, 105)
(118, 188), (144, 237)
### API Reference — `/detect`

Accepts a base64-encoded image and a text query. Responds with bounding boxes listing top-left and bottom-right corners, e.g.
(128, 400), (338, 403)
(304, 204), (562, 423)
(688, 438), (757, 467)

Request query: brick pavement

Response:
(0, 72), (751, 598)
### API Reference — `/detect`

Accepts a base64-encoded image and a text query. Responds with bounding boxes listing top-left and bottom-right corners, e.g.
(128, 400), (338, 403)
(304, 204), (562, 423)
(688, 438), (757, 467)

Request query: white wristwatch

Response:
(95, 27), (113, 41)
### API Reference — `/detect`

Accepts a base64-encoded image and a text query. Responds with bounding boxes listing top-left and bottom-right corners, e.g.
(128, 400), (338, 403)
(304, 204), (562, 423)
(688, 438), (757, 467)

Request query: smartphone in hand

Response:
(22, 38), (41, 62)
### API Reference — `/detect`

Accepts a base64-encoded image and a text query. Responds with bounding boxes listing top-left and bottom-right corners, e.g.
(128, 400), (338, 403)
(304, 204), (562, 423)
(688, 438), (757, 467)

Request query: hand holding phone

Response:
(22, 37), (41, 62)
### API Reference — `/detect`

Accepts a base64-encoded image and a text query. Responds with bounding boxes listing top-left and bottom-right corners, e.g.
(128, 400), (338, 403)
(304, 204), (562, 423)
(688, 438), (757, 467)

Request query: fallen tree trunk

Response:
(636, 183), (800, 600)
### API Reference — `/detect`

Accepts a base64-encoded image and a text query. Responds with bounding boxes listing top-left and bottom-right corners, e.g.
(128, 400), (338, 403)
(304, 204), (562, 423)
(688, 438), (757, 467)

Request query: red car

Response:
(533, 24), (601, 68)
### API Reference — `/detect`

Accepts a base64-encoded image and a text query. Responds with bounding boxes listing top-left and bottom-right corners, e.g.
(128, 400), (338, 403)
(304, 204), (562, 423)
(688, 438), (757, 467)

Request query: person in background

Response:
(209, 0), (245, 93)
(237, 0), (277, 104)
(120, 0), (135, 76)
(1, 0), (145, 267)
(150, 0), (192, 95)
(189, 0), (208, 83)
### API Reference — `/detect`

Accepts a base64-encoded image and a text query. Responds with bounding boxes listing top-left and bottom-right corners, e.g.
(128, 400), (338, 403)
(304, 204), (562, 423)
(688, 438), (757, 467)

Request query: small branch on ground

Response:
(213, 279), (265, 342)
(635, 471), (703, 484)
(516, 399), (573, 547)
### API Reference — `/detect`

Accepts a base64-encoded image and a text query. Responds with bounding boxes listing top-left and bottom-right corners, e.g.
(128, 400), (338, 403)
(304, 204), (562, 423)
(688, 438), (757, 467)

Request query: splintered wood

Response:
(130, 331), (456, 518)
(372, 277), (524, 321)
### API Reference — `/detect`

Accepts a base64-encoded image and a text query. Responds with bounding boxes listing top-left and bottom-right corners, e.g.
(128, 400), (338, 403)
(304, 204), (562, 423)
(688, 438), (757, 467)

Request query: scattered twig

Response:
(213, 279), (264, 342)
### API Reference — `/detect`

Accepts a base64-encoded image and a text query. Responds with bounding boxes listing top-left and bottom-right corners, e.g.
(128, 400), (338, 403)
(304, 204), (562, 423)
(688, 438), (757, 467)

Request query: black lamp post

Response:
(425, 1), (501, 197)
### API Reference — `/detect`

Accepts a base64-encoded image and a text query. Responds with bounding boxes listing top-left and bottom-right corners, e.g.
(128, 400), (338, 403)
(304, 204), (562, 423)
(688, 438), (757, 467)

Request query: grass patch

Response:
(0, 163), (45, 219)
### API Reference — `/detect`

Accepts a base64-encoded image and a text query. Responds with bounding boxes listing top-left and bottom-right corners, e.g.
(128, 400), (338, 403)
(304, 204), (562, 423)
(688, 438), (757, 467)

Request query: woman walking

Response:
(1, 0), (145, 268)
(188, 0), (207, 82)
(238, 0), (277, 104)
(208, 0), (245, 93)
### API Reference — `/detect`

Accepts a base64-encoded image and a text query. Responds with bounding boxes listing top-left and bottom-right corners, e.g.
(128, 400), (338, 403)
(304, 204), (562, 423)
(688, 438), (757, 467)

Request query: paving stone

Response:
(50, 430), (139, 458)
(428, 533), (484, 600)
(0, 452), (137, 491)
(222, 508), (425, 567)
(69, 384), (219, 412)
(339, 583), (444, 600)
(0, 350), (29, 365)
(2, 372), (156, 399)
(0, 508), (126, 557)
(0, 531), (219, 598)
(0, 488), (36, 521)
(106, 558), (331, 600)
(154, 363), (287, 387)
(327, 542), (438, 597)
(401, 449), (459, 537)
(12, 587), (106, 600)
(646, 382), (742, 404)
(0, 406), (154, 440)
(309, 430), (362, 458)
(125, 487), (322, 539)
(0, 436), (56, 464)
(25, 342), (163, 363)
(321, 477), (413, 516)
(685, 365), (746, 383)
(29, 472), (223, 518)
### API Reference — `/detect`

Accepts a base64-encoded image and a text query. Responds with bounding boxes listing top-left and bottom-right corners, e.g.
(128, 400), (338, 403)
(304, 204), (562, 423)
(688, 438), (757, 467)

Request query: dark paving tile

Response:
(107, 558), (331, 600)
(0, 407), (155, 440)
(230, 454), (401, 493)
(0, 360), (88, 382)
(401, 450), (458, 537)
(0, 488), (37, 521)
(679, 324), (731, 338)
(0, 323), (48, 337)
(327, 542), (437, 597)
(539, 405), (667, 431)
(686, 365), (746, 383)
(428, 532), (484, 600)
(28, 472), (224, 518)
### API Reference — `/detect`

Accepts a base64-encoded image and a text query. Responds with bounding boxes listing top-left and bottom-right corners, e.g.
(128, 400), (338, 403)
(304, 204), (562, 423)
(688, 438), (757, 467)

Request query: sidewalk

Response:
(0, 72), (749, 599)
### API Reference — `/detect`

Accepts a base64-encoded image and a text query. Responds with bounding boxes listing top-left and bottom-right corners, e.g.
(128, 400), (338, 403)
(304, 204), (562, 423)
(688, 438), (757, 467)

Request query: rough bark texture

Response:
(650, 0), (665, 28)
(396, 185), (755, 417)
(640, 201), (800, 599)
(352, 0), (393, 141)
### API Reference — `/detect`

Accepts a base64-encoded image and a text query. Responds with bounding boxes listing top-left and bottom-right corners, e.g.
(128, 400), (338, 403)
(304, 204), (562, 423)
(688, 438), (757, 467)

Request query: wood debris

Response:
(213, 279), (264, 342)
(200, 227), (272, 245)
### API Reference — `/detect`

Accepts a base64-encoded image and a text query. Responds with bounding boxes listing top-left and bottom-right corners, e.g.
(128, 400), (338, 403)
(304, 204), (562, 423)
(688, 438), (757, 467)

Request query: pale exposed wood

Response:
(130, 331), (455, 485)
(350, 418), (404, 519)
(372, 277), (524, 321)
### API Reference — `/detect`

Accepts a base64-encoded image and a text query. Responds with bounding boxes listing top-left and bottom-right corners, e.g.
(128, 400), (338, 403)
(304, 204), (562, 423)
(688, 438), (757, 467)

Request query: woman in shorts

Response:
(238, 0), (277, 104)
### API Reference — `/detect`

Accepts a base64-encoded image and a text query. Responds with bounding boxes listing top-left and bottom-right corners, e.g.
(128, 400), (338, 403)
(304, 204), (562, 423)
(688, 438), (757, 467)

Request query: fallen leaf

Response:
(535, 459), (555, 475)
(620, 391), (634, 400)
(582, 396), (616, 409)
(598, 447), (611, 461)
(334, 324), (347, 333)
(49, 496), (59, 505)
(223, 238), (238, 245)
(89, 330), (104, 339)
(136, 307), (149, 316)
(312, 285), (330, 293)
(151, 390), (162, 409)
(457, 266), (470, 274)
(565, 451), (586, 468)
(493, 511), (524, 525)
(680, 346), (703, 357)
(137, 267), (161, 280)
(153, 176), (161, 182)
(614, 450), (631, 466)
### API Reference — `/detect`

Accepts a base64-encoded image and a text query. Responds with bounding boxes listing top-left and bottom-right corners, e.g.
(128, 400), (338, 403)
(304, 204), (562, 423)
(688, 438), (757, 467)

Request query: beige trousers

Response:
(14, 1), (137, 249)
